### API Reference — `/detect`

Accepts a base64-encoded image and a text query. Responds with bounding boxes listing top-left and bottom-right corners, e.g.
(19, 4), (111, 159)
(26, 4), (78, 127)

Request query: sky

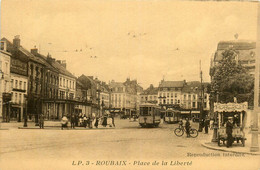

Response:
(0, 0), (258, 88)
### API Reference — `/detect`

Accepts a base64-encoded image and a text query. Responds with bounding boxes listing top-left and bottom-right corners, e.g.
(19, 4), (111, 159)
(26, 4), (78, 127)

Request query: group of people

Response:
(199, 117), (210, 134)
(178, 116), (210, 138)
(61, 113), (115, 130)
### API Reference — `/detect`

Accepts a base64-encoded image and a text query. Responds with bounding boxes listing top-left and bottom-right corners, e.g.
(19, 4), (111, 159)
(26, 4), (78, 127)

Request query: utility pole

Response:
(250, 2), (260, 152)
(199, 60), (204, 132)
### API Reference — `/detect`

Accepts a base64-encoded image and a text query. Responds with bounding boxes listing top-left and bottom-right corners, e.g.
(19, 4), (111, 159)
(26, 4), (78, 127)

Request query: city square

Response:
(0, 0), (260, 170)
(0, 119), (259, 170)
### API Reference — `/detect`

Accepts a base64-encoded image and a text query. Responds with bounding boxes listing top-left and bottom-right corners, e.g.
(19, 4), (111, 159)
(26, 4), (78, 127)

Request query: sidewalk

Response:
(0, 121), (115, 130)
(201, 129), (260, 155)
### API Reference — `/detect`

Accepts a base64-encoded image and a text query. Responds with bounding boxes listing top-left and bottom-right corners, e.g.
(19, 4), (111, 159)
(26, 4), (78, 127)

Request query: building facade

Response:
(0, 40), (12, 121)
(211, 40), (256, 76)
(110, 78), (143, 116)
(158, 80), (185, 109)
(140, 84), (158, 104)
(2, 37), (30, 122)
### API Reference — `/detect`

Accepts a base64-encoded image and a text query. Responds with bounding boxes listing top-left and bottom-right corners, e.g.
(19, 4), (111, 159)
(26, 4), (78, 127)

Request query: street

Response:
(0, 119), (259, 170)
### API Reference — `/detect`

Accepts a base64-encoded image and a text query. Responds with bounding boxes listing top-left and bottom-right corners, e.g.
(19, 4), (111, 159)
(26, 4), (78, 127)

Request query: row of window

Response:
(159, 99), (180, 105)
(11, 92), (24, 104)
(141, 96), (157, 101)
(59, 77), (75, 90)
(159, 92), (179, 98)
(11, 79), (27, 90)
(159, 88), (182, 91)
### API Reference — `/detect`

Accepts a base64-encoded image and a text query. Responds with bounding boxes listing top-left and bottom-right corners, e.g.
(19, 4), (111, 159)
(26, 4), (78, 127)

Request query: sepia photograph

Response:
(0, 0), (260, 170)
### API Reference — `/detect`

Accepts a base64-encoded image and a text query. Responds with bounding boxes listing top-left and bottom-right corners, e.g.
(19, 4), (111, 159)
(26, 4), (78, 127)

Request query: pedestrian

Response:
(102, 114), (108, 127)
(112, 114), (115, 127)
(94, 117), (99, 128)
(185, 118), (191, 137)
(75, 113), (79, 127)
(226, 117), (234, 148)
(204, 117), (210, 134)
(61, 115), (69, 130)
(71, 114), (76, 129)
(179, 119), (183, 128)
(199, 119), (205, 132)
(83, 115), (87, 128)
(39, 113), (44, 129)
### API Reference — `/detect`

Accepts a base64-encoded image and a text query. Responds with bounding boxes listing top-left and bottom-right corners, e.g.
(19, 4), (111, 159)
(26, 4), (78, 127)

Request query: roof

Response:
(141, 86), (158, 95)
(19, 47), (45, 65)
(1, 37), (45, 65)
(33, 53), (59, 73)
(214, 49), (256, 61)
(217, 40), (256, 50)
(182, 81), (210, 93)
(109, 82), (125, 88)
(159, 81), (185, 88)
(49, 59), (76, 78)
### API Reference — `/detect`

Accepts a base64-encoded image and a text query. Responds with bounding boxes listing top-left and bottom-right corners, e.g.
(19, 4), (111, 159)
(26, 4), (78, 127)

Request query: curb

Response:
(0, 128), (9, 130)
(201, 142), (260, 155)
(18, 127), (116, 130)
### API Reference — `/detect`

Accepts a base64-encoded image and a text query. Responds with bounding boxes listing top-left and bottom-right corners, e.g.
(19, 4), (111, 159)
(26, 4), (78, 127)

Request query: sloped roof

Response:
(110, 82), (125, 88)
(215, 49), (255, 62)
(159, 81), (185, 88)
(182, 81), (210, 93)
(141, 87), (158, 95)
(49, 58), (76, 78)
(33, 52), (59, 72)
(182, 81), (201, 93)
(217, 40), (256, 50)
(1, 37), (45, 65)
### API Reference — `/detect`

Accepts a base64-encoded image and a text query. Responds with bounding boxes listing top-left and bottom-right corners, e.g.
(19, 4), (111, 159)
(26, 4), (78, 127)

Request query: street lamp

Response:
(250, 3), (260, 152)
(23, 94), (28, 127)
(211, 90), (218, 142)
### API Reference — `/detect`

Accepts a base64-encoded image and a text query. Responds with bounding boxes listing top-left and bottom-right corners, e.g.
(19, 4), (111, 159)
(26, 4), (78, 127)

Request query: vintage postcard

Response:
(0, 0), (260, 170)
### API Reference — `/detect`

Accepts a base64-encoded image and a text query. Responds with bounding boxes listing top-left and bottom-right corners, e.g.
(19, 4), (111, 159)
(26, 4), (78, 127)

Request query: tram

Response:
(164, 108), (181, 124)
(139, 103), (161, 128)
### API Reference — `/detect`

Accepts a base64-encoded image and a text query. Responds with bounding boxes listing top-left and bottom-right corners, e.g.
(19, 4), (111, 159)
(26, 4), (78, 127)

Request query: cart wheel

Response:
(242, 139), (245, 147)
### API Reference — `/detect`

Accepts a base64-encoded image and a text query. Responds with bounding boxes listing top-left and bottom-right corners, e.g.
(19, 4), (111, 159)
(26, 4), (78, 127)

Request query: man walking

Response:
(71, 114), (76, 129)
(204, 116), (210, 134)
(39, 113), (44, 129)
(226, 117), (234, 148)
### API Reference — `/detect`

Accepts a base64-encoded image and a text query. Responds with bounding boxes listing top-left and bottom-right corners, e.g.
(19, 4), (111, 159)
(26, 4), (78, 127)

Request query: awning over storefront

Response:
(214, 102), (248, 112)
(181, 111), (191, 114)
(191, 111), (200, 114)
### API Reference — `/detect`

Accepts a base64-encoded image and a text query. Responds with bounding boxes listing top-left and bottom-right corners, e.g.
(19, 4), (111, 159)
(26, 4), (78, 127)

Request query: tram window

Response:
(140, 107), (149, 116)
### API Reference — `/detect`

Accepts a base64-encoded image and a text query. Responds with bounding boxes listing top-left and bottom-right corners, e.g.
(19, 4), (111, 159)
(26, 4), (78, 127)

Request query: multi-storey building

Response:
(158, 80), (186, 109)
(45, 57), (77, 119)
(2, 37), (30, 122)
(140, 84), (158, 104)
(181, 81), (210, 119)
(0, 40), (12, 122)
(110, 78), (143, 116)
(210, 40), (256, 76)
(110, 81), (126, 113)
(31, 49), (60, 120)
(77, 75), (99, 115)
(75, 80), (91, 117)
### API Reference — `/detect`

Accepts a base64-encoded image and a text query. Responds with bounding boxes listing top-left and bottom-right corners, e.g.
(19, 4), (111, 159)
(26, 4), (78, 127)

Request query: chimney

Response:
(13, 35), (21, 48)
(31, 47), (38, 55)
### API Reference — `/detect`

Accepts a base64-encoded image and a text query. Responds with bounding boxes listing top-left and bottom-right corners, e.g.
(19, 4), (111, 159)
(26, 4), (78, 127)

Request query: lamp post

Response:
(23, 94), (28, 127)
(211, 90), (218, 142)
(250, 3), (260, 152)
